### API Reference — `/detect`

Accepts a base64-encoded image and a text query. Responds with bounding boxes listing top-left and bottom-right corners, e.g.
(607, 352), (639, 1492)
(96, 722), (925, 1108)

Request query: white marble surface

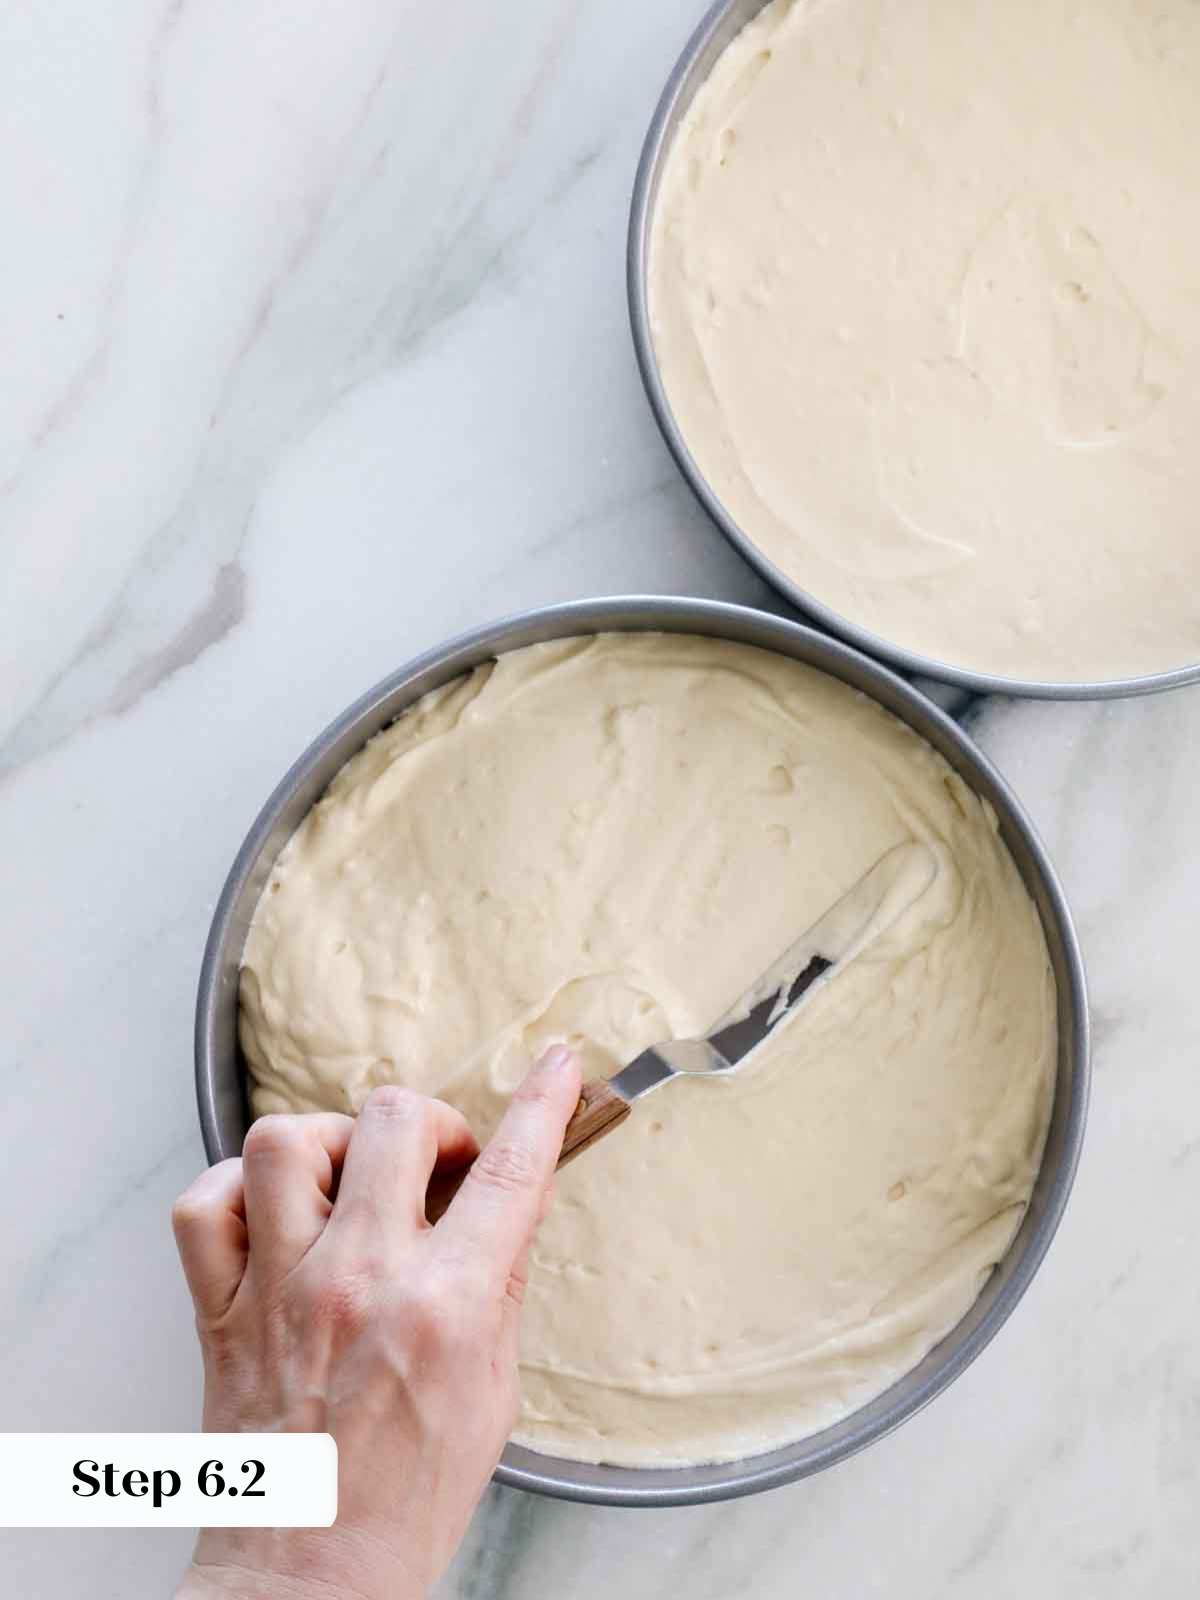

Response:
(1, 1), (1197, 1594)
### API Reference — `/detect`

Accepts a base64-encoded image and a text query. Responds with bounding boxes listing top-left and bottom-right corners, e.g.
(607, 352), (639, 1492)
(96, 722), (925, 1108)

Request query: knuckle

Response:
(171, 1192), (211, 1237)
(301, 1270), (375, 1335)
(242, 1114), (306, 1162)
(397, 1275), (465, 1355)
(471, 1139), (542, 1196)
(171, 1159), (242, 1238)
(514, 1072), (557, 1108)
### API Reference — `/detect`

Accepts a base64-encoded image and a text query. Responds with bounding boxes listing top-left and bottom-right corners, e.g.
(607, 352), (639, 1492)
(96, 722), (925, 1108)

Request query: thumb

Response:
(436, 1046), (581, 1279)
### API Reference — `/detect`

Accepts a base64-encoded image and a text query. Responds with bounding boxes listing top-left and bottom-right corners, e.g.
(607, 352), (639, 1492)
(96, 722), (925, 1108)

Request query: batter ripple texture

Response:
(649, 0), (1200, 684)
(241, 634), (1056, 1466)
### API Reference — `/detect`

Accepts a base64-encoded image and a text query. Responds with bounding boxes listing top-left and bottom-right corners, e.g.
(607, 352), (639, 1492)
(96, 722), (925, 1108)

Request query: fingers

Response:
(332, 1087), (479, 1238)
(240, 1112), (354, 1281)
(438, 1046), (581, 1281)
(172, 1158), (248, 1325)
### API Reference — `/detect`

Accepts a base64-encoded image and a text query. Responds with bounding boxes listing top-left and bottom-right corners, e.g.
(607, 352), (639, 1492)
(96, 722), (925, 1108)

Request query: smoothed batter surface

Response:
(650, 0), (1200, 684)
(241, 634), (1056, 1466)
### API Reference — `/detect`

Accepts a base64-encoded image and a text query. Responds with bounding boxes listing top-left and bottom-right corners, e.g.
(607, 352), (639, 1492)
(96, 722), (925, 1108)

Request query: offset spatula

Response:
(426, 841), (935, 1221)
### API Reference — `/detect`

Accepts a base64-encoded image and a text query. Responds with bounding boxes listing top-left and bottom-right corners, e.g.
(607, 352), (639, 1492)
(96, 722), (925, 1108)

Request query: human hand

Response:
(172, 1045), (582, 1600)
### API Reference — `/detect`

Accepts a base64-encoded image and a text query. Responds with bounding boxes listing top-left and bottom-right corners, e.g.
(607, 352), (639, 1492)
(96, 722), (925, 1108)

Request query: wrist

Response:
(178, 1560), (335, 1600)
(178, 1528), (426, 1600)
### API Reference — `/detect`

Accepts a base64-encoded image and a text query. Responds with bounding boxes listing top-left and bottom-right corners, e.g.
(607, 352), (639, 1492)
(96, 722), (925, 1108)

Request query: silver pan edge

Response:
(194, 595), (1090, 1506)
(626, 0), (1200, 700)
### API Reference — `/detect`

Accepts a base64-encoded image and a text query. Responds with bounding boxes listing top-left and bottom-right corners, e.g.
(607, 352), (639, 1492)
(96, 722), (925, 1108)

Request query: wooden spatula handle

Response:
(558, 1077), (632, 1166)
(424, 1078), (630, 1224)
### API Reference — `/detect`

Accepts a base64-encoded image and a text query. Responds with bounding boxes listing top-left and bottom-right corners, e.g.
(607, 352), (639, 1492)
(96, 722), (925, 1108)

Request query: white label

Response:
(0, 1434), (337, 1527)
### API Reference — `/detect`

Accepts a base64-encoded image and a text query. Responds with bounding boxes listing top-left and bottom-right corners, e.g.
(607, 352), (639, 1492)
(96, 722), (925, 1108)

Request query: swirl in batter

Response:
(241, 634), (1055, 1466)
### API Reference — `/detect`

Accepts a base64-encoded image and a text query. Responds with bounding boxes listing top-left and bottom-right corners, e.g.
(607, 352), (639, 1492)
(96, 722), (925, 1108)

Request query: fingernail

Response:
(538, 1044), (574, 1072)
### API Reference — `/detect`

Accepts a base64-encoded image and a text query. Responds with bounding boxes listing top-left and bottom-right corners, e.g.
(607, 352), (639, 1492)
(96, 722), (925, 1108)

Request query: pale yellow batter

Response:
(241, 634), (1055, 1466)
(650, 0), (1200, 684)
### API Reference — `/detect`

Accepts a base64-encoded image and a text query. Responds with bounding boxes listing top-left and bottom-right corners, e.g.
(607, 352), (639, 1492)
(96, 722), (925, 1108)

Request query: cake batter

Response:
(241, 633), (1055, 1466)
(649, 0), (1200, 683)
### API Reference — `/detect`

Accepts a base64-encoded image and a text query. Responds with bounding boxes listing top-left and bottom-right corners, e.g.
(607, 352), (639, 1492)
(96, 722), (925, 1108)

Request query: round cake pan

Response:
(196, 596), (1090, 1506)
(627, 0), (1200, 701)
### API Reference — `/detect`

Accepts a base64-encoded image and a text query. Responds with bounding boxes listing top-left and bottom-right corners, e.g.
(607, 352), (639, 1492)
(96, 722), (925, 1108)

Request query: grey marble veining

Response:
(1, 1), (1196, 1595)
